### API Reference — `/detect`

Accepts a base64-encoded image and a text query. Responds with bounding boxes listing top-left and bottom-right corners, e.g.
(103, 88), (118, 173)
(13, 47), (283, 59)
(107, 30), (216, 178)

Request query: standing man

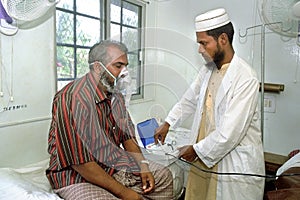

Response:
(46, 40), (173, 200)
(155, 8), (265, 200)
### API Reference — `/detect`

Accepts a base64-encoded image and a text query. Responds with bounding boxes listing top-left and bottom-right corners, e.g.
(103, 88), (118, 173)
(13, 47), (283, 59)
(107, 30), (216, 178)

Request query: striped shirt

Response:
(46, 72), (139, 189)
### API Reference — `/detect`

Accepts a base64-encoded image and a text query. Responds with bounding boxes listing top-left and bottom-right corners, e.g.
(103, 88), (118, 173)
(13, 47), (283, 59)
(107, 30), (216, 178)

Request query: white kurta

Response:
(165, 54), (265, 200)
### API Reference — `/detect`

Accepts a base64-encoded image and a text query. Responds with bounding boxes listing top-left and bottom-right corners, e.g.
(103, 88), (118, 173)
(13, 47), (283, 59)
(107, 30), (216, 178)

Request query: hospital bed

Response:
(265, 152), (300, 199)
(0, 159), (62, 200)
(0, 126), (190, 200)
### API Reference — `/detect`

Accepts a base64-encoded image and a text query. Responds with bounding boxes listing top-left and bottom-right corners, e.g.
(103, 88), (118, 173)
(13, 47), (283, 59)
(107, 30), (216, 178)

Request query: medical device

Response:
(137, 118), (158, 148)
(137, 119), (188, 166)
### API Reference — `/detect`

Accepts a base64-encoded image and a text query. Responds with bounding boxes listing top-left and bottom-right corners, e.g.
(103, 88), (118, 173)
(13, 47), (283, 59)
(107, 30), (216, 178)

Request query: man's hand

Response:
(154, 122), (170, 144)
(123, 139), (155, 194)
(119, 187), (143, 200)
(178, 145), (198, 162)
(72, 162), (142, 199)
(140, 164), (155, 194)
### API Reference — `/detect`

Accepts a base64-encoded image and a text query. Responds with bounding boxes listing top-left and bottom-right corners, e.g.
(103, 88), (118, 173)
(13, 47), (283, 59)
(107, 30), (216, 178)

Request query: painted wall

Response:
(148, 0), (300, 156)
(0, 0), (299, 168)
(0, 13), (56, 167)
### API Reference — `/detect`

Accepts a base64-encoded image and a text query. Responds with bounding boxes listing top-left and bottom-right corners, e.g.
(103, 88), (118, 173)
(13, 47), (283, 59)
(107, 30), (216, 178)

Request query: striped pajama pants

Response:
(54, 161), (174, 200)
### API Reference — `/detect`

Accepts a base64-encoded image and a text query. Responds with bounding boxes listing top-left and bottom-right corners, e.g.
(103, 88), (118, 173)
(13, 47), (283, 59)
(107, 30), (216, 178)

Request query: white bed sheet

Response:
(0, 159), (62, 200)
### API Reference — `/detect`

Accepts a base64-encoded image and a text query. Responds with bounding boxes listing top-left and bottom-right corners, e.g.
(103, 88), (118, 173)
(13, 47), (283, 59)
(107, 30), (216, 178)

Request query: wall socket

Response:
(264, 95), (276, 113)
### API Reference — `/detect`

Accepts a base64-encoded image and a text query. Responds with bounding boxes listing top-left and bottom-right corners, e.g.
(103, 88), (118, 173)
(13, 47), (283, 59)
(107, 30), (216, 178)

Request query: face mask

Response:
(98, 62), (117, 87)
(116, 67), (130, 90)
(91, 61), (132, 101)
(116, 67), (132, 108)
(98, 62), (130, 88)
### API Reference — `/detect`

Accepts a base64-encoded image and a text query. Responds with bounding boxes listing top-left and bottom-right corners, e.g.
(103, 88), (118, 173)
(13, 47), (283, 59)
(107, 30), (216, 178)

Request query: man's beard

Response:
(100, 72), (116, 93)
(205, 44), (225, 69)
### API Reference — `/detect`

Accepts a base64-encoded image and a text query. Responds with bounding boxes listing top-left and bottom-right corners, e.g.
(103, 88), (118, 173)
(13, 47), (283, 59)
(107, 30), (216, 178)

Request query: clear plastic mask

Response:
(91, 61), (132, 107)
(116, 67), (132, 108)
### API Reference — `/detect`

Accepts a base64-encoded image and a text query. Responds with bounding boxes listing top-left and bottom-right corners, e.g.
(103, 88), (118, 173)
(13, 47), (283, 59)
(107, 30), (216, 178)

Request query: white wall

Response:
(0, 0), (299, 168)
(144, 0), (300, 156)
(129, 0), (202, 127)
(0, 14), (56, 167)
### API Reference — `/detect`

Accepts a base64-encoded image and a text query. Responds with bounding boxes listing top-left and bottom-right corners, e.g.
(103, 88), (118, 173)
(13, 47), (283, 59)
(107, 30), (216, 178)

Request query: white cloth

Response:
(277, 153), (300, 176)
(165, 54), (265, 200)
(0, 159), (62, 200)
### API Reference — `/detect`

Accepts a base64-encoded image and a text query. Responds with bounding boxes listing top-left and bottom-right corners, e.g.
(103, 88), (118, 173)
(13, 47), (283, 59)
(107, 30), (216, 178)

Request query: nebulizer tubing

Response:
(165, 153), (300, 179)
(9, 38), (13, 102)
(152, 140), (298, 178)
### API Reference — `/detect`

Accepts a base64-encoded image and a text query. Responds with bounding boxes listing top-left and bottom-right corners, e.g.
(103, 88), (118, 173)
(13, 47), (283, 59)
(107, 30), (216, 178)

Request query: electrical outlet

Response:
(264, 95), (276, 113)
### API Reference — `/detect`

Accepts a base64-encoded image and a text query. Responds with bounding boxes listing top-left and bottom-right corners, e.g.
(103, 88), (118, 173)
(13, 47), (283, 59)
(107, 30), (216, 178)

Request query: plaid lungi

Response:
(54, 161), (174, 200)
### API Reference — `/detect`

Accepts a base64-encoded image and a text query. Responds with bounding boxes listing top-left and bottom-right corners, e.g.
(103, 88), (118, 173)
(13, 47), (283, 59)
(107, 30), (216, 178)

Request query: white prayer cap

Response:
(195, 8), (230, 32)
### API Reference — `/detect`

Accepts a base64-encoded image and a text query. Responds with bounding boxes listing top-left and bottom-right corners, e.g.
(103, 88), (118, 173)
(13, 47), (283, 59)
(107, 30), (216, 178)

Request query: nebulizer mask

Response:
(97, 61), (133, 108)
(116, 67), (133, 108)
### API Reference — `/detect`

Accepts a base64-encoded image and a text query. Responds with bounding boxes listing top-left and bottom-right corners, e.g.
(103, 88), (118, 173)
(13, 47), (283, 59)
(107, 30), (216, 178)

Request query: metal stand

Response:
(239, 24), (268, 142)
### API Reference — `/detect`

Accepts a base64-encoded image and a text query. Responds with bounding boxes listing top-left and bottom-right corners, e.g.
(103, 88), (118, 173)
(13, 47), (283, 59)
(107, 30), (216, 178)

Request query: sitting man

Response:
(46, 40), (174, 200)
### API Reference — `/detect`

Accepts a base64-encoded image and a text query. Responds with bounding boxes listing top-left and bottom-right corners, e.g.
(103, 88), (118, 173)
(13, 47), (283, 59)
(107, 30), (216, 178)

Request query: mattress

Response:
(0, 159), (62, 200)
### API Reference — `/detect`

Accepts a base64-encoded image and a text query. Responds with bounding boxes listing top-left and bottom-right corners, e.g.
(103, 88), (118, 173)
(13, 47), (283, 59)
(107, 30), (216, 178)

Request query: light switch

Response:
(264, 95), (276, 113)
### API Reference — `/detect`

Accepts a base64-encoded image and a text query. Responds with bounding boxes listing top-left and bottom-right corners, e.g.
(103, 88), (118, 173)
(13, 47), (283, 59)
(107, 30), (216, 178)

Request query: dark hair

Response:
(88, 40), (128, 68)
(206, 22), (234, 44)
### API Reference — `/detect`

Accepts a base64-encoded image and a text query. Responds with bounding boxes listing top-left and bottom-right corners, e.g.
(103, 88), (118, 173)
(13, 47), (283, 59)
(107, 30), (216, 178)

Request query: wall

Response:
(0, 14), (56, 167)
(0, 0), (299, 168)
(146, 0), (300, 156)
(129, 0), (202, 127)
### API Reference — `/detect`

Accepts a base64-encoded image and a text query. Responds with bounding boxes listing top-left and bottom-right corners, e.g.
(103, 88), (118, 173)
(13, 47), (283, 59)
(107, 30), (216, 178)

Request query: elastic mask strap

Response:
(91, 61), (117, 86)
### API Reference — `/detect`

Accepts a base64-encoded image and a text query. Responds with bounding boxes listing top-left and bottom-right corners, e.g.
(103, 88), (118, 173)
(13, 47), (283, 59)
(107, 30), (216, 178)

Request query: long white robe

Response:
(165, 54), (265, 200)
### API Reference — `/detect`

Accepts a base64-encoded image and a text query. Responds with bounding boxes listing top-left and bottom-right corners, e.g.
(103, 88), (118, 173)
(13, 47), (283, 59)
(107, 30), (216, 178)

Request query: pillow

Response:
(277, 152), (300, 176)
(0, 159), (62, 200)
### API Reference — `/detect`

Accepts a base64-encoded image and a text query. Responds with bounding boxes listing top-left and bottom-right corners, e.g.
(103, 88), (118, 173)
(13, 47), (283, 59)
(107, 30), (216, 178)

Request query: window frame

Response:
(55, 0), (146, 100)
(107, 0), (146, 100)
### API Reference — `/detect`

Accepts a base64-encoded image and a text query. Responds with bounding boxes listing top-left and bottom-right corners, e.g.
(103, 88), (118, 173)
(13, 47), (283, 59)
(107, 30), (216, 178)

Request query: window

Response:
(56, 0), (145, 99)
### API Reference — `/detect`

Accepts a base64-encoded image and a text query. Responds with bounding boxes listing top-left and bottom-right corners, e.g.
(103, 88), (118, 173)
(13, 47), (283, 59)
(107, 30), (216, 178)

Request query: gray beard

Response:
(100, 73), (115, 93)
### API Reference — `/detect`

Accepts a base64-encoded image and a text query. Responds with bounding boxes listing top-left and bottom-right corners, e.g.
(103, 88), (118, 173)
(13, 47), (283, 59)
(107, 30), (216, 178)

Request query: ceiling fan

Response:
(0, 0), (59, 36)
(259, 0), (300, 45)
